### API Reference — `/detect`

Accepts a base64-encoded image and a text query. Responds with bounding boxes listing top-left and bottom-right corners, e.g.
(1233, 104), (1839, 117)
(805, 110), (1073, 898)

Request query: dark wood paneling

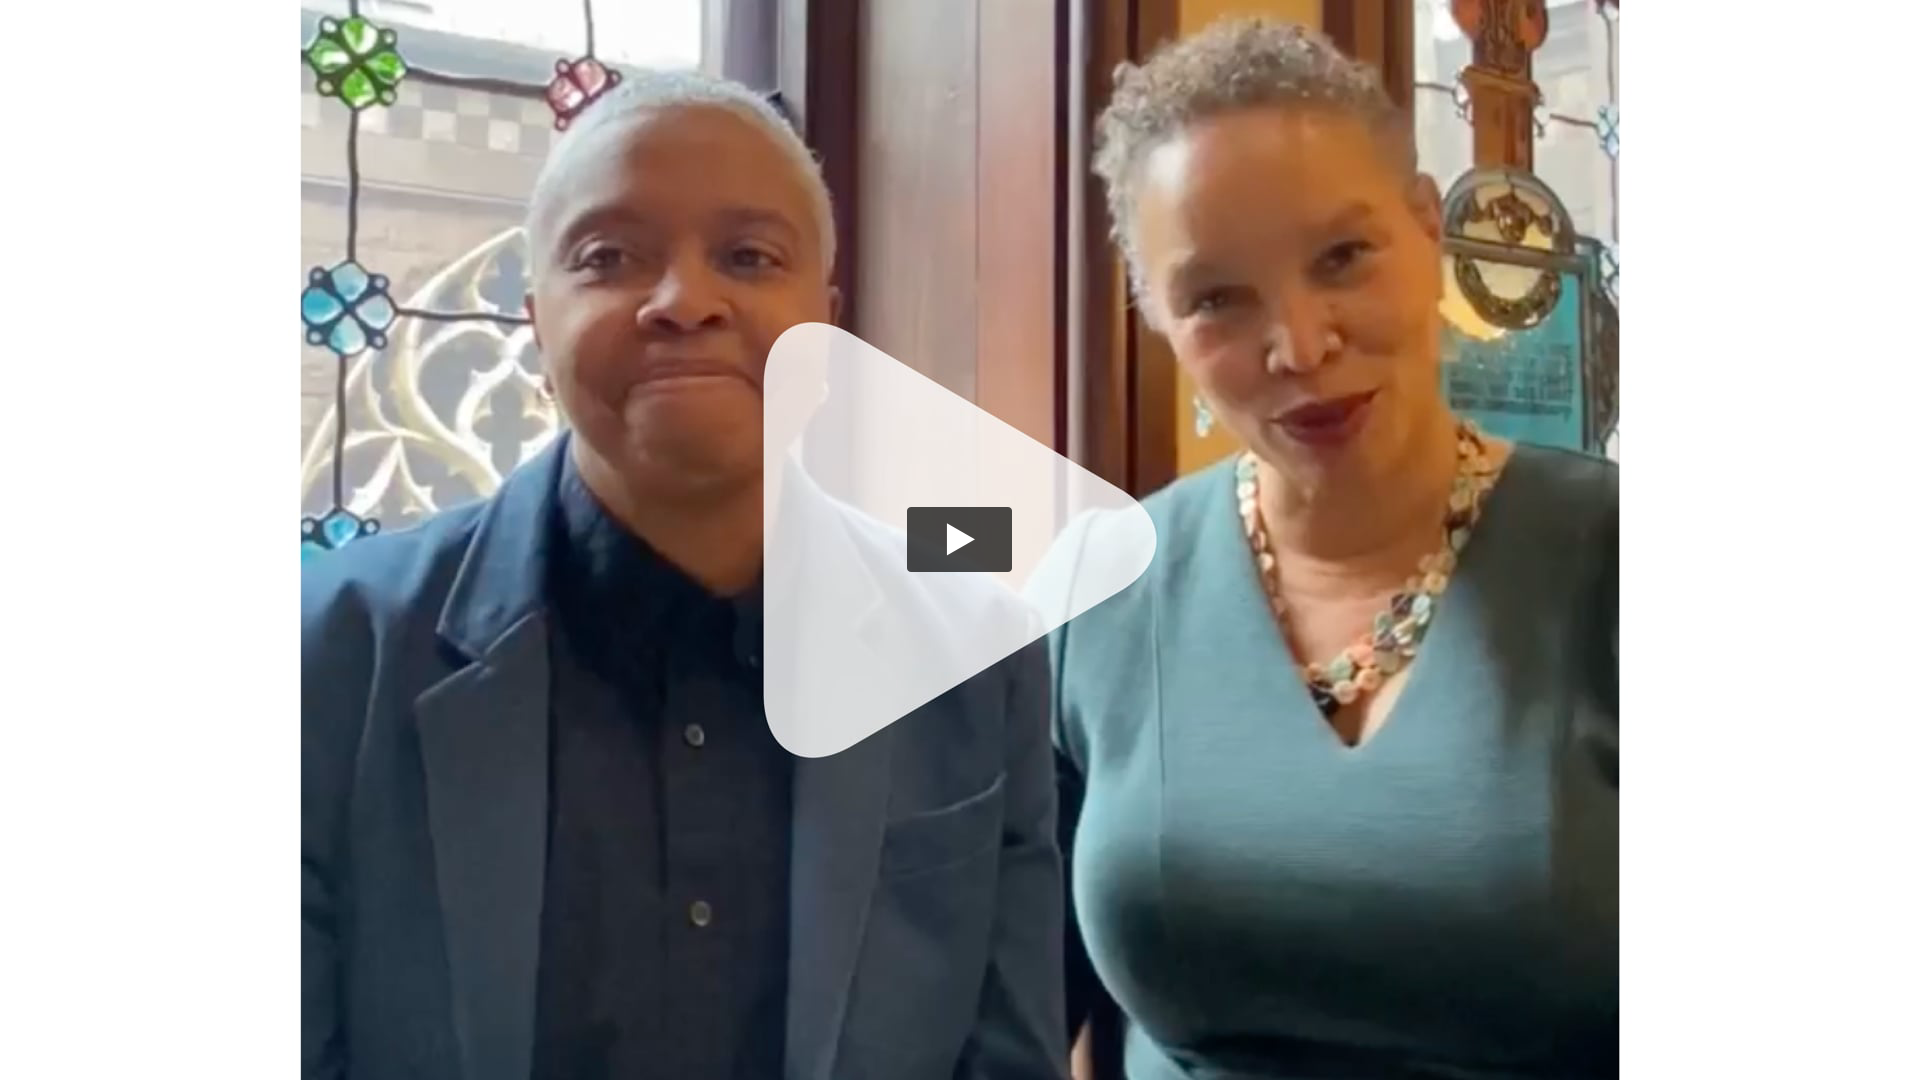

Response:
(977, 0), (1061, 448)
(1064, 0), (1181, 497)
(1064, 0), (1133, 487)
(846, 0), (1064, 452)
(1324, 1), (1413, 109)
(777, 0), (863, 335)
(778, 0), (862, 482)
(856, 0), (981, 397)
(1382, 0), (1414, 110)
(1323, 0), (1358, 56)
(1129, 0), (1183, 496)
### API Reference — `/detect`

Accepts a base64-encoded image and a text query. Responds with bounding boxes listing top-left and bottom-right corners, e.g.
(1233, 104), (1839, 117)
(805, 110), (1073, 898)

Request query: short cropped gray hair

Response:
(1093, 18), (1411, 317)
(526, 67), (836, 275)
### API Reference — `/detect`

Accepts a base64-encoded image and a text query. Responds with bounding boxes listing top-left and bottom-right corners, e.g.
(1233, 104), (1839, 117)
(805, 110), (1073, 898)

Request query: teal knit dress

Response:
(1054, 445), (1618, 1079)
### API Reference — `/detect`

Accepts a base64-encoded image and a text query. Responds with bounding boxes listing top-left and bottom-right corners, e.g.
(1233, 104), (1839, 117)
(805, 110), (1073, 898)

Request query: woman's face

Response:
(1131, 105), (1447, 484)
(527, 104), (836, 501)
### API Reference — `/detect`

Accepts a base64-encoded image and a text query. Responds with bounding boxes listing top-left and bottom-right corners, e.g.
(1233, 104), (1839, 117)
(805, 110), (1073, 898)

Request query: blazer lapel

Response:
(786, 729), (894, 1080)
(416, 619), (551, 1080)
(414, 439), (568, 1080)
(776, 469), (898, 1079)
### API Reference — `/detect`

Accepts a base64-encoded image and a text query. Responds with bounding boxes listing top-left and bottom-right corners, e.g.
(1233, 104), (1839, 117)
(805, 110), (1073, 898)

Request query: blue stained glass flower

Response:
(329, 319), (368, 356)
(302, 508), (381, 556)
(302, 261), (396, 357)
(1597, 104), (1619, 160)
(357, 293), (395, 328)
(323, 511), (361, 546)
(334, 262), (370, 302)
(302, 288), (343, 325)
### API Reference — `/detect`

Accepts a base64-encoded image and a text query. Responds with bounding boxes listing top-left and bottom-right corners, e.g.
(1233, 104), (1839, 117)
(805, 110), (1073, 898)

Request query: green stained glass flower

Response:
(341, 70), (376, 108)
(309, 40), (349, 74)
(305, 16), (406, 111)
(366, 50), (405, 83)
(341, 16), (379, 54)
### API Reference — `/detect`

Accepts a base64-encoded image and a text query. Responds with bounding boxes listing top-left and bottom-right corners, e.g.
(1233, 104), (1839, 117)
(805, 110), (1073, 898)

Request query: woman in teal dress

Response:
(1054, 18), (1617, 1079)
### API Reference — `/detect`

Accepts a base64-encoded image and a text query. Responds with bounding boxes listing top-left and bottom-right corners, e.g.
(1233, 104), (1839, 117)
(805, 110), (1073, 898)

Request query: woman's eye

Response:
(1314, 240), (1374, 279)
(1189, 287), (1238, 315)
(726, 246), (783, 272)
(575, 246), (627, 272)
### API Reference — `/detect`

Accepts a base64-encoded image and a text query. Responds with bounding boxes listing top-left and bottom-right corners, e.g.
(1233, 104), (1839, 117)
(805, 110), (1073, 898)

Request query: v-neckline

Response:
(1210, 448), (1529, 757)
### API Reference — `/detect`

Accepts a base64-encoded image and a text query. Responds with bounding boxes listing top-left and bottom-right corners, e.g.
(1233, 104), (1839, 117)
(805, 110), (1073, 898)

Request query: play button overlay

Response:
(762, 322), (1158, 758)
(907, 507), (1012, 572)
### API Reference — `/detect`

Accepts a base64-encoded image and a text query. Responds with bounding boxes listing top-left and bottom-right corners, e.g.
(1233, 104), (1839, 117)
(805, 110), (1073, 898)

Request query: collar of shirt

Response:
(549, 452), (763, 677)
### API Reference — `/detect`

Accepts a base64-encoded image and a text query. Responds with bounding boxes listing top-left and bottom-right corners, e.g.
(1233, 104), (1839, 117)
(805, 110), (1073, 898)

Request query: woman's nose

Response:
(639, 261), (728, 333)
(1263, 302), (1339, 375)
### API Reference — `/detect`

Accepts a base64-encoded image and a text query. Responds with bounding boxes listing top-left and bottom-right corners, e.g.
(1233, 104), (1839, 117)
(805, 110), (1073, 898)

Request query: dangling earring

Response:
(1193, 395), (1215, 437)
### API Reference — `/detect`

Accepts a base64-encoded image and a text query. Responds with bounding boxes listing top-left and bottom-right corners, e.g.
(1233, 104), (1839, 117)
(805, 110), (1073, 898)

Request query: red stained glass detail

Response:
(546, 58), (621, 130)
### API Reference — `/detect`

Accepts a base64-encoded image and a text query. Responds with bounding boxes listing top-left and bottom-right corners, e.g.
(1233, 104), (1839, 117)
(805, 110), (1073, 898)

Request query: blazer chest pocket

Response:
(878, 773), (1006, 879)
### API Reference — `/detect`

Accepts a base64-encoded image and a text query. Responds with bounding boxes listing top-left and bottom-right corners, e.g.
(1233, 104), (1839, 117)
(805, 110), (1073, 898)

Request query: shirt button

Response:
(683, 723), (706, 748)
(689, 900), (713, 928)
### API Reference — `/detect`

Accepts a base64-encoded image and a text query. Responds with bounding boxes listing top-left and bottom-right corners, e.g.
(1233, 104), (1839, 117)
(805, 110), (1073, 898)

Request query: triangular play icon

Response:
(761, 322), (1158, 758)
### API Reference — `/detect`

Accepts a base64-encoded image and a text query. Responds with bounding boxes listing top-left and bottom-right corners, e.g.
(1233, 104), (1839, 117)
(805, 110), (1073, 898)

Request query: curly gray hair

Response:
(1092, 18), (1412, 322)
(526, 68), (836, 276)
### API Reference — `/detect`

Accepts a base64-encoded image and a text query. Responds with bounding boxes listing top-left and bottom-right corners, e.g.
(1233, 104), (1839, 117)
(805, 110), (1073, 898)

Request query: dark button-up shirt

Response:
(530, 458), (793, 1080)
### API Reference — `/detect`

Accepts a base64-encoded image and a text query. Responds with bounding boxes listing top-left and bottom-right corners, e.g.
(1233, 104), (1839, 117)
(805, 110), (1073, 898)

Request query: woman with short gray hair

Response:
(1054, 18), (1616, 1078)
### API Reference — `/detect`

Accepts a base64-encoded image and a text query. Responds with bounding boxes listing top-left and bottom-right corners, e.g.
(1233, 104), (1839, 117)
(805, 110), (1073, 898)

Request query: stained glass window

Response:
(1530, 0), (1618, 459)
(299, 1), (706, 559)
(1533, 0), (1618, 252)
(1412, 0), (1619, 460)
(1411, 0), (1617, 259)
(1412, 0), (1476, 196)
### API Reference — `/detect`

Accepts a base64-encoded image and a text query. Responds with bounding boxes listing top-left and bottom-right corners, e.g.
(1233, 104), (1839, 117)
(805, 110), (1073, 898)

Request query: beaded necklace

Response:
(1235, 422), (1503, 720)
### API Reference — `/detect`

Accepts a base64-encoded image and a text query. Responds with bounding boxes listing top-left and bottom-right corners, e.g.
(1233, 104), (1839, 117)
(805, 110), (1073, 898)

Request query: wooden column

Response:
(976, 0), (1062, 448)
(1063, 0), (1183, 496)
(847, 0), (1061, 450)
(777, 0), (862, 482)
(1324, 1), (1415, 110)
(1450, 0), (1548, 170)
(1064, 0), (1133, 488)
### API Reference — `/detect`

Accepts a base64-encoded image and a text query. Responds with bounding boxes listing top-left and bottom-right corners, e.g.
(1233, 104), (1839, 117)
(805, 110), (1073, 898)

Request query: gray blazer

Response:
(301, 439), (1066, 1080)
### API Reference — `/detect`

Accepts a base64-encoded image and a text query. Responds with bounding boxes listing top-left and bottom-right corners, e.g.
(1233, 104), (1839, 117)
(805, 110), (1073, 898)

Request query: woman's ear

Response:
(1409, 174), (1444, 246)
